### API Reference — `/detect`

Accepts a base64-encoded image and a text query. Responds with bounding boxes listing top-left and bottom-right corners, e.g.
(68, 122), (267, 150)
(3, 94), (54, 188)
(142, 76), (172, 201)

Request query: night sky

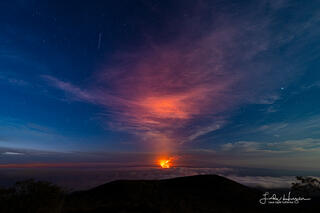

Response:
(1, 0), (320, 188)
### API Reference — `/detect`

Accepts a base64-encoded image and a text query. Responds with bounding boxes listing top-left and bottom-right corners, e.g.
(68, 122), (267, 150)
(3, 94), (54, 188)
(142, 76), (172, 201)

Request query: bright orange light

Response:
(159, 158), (173, 168)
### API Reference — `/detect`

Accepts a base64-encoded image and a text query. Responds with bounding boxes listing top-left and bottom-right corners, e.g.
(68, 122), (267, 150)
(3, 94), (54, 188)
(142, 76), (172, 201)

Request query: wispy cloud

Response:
(214, 138), (320, 170)
(42, 75), (95, 103)
(43, 1), (313, 152)
(221, 138), (320, 154)
(255, 116), (320, 138)
(2, 151), (24, 155)
(0, 73), (29, 87)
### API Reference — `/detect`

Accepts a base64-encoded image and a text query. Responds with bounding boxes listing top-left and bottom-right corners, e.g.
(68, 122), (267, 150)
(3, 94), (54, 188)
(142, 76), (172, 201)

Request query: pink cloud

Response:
(44, 7), (295, 153)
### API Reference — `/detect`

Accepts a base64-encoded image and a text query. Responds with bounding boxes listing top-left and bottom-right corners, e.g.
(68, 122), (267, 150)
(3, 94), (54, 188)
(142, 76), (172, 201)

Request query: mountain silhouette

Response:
(2, 174), (318, 213)
(64, 175), (262, 213)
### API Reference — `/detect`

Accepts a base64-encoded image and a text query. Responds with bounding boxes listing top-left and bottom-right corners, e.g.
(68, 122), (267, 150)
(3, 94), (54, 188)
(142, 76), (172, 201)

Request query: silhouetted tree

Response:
(0, 179), (65, 213)
(291, 176), (320, 196)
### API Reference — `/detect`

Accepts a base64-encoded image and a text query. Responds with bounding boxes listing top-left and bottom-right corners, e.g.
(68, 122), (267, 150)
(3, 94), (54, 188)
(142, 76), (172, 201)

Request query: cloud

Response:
(2, 151), (24, 155)
(187, 121), (226, 143)
(43, 1), (311, 152)
(42, 75), (95, 103)
(227, 175), (295, 189)
(214, 138), (320, 170)
(0, 163), (304, 190)
(254, 116), (320, 138)
(0, 118), (71, 151)
(0, 73), (29, 87)
(220, 138), (320, 154)
(0, 144), (318, 189)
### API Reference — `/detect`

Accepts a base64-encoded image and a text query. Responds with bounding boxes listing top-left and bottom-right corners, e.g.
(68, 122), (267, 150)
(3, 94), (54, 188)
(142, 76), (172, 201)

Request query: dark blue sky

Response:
(1, 0), (320, 172)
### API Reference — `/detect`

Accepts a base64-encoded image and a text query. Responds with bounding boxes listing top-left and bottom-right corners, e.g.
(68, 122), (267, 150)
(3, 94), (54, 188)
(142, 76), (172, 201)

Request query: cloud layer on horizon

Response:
(0, 163), (310, 190)
(2, 137), (320, 171)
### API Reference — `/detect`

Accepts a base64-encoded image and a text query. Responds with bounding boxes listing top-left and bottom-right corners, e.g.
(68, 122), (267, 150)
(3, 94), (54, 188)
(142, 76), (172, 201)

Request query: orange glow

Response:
(159, 158), (173, 168)
(142, 96), (189, 119)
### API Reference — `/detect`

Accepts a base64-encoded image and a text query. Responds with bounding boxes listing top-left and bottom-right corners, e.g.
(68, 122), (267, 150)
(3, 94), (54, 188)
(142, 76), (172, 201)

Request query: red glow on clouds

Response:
(91, 44), (241, 150)
(45, 14), (289, 155)
(141, 96), (189, 119)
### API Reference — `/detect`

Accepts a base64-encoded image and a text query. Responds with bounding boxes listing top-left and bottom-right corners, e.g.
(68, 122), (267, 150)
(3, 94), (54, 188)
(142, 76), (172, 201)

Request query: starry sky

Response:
(1, 0), (320, 179)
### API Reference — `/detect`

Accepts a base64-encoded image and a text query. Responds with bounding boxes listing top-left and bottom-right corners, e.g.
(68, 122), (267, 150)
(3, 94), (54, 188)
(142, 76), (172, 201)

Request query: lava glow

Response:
(159, 158), (173, 169)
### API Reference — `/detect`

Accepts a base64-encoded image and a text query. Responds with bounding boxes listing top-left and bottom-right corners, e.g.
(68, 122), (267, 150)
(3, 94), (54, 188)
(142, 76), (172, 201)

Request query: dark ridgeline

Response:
(65, 175), (261, 213)
(0, 175), (319, 213)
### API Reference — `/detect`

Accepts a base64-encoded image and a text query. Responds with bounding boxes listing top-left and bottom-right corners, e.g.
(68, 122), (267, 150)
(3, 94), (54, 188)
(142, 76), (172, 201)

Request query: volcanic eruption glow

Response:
(159, 158), (173, 169)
